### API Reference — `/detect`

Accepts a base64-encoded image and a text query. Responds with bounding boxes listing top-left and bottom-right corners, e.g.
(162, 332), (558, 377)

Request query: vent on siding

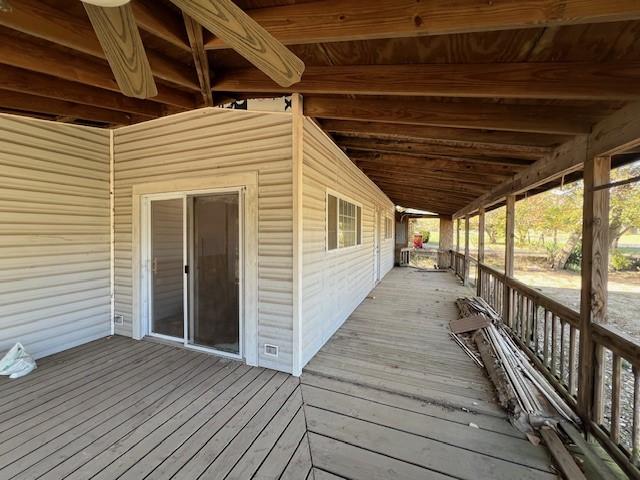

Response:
(114, 314), (124, 326)
(264, 344), (279, 357)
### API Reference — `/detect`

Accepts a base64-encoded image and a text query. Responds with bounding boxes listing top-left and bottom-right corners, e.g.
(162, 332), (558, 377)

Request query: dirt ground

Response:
(515, 268), (640, 338)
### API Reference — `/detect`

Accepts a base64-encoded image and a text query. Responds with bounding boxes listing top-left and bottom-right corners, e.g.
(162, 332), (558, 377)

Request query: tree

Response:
(609, 164), (640, 249)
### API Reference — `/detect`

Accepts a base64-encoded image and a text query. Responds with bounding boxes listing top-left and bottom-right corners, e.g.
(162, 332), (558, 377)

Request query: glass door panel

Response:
(150, 198), (184, 338)
(189, 193), (240, 354)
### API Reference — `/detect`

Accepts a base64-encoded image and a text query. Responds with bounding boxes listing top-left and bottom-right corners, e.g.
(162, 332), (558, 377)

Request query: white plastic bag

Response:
(0, 343), (36, 379)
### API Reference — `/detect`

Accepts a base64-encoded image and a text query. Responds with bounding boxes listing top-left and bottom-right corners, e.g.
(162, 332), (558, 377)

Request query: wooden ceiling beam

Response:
(0, 31), (194, 110)
(0, 0), (199, 92)
(204, 0), (640, 49)
(455, 101), (640, 217)
(348, 151), (522, 176)
(0, 90), (134, 125)
(353, 161), (512, 186)
(320, 119), (564, 153)
(304, 96), (593, 135)
(0, 66), (161, 118)
(336, 136), (536, 165)
(132, 0), (190, 52)
(359, 172), (489, 197)
(214, 63), (640, 100)
(184, 14), (214, 107)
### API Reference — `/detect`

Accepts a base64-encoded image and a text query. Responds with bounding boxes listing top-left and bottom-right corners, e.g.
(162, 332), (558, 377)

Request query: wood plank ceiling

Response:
(1, 0), (640, 215)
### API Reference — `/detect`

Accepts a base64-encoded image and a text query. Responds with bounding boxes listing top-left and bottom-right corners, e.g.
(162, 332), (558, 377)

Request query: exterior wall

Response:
(300, 119), (395, 367)
(113, 108), (294, 372)
(0, 114), (111, 358)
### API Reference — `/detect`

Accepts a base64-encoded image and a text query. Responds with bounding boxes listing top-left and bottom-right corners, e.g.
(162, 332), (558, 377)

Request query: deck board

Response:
(301, 267), (557, 480)
(0, 268), (556, 479)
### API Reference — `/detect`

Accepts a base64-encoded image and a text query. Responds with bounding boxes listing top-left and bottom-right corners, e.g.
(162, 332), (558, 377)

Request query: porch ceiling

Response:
(1, 0), (639, 215)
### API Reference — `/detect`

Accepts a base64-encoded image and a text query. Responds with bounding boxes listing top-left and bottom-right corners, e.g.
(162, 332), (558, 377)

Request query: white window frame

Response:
(325, 189), (363, 252)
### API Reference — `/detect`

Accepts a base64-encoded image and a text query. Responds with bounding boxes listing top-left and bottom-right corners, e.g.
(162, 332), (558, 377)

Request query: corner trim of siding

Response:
(292, 94), (304, 377)
(109, 129), (115, 336)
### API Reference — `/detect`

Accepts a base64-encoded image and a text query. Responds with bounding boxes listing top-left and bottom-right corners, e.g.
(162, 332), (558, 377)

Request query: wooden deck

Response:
(0, 268), (556, 479)
(302, 267), (557, 479)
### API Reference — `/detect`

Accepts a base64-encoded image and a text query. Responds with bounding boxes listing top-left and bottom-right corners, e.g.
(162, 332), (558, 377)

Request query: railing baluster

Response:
(593, 344), (605, 426)
(543, 309), (550, 367)
(559, 320), (566, 383)
(551, 313), (557, 376)
(633, 366), (640, 466)
(533, 302), (539, 356)
(611, 354), (622, 444)
(568, 326), (577, 395)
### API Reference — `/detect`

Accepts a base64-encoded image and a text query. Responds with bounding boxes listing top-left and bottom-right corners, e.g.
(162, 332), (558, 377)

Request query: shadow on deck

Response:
(0, 268), (555, 479)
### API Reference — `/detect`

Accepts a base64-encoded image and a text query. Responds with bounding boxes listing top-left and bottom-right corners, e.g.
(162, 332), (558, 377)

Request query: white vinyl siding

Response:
(0, 114), (111, 359)
(113, 108), (294, 372)
(300, 119), (395, 367)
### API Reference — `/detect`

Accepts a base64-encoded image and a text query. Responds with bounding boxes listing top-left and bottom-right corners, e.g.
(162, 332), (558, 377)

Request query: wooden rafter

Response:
(132, 0), (190, 52)
(321, 119), (563, 153)
(183, 14), (214, 107)
(203, 0), (640, 49)
(0, 0), (199, 92)
(455, 101), (640, 217)
(0, 31), (193, 109)
(0, 89), (134, 125)
(348, 151), (523, 175)
(0, 65), (162, 118)
(337, 136), (537, 164)
(304, 96), (594, 134)
(214, 63), (640, 100)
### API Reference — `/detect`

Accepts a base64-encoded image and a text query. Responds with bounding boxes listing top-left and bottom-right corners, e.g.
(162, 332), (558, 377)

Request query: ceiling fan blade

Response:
(169, 0), (305, 88)
(83, 2), (158, 99)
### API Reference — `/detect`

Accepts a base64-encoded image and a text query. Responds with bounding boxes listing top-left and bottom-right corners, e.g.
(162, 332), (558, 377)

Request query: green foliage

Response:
(565, 243), (582, 272)
(610, 249), (632, 271)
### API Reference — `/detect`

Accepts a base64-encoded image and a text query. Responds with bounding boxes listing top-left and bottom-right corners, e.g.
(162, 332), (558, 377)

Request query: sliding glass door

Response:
(146, 190), (242, 357)
(150, 198), (184, 339)
(188, 193), (240, 354)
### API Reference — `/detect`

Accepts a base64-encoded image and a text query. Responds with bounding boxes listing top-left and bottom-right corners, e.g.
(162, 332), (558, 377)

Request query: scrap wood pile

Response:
(451, 297), (601, 480)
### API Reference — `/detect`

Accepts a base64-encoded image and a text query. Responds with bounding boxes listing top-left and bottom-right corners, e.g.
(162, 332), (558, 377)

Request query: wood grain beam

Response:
(132, 0), (190, 51)
(184, 14), (213, 106)
(304, 96), (593, 135)
(0, 90), (134, 125)
(204, 0), (640, 49)
(337, 136), (536, 165)
(455, 101), (640, 217)
(347, 151), (523, 176)
(353, 160), (512, 186)
(359, 172), (489, 197)
(0, 0), (199, 92)
(0, 31), (194, 109)
(321, 119), (563, 153)
(214, 63), (640, 100)
(0, 65), (161, 118)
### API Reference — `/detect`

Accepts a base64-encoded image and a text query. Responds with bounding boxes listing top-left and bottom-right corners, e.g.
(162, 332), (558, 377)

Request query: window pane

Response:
(328, 194), (337, 250)
(357, 206), (362, 244)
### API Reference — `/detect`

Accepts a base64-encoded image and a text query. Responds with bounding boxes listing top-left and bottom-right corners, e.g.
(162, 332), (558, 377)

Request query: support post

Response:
(503, 195), (515, 324)
(464, 215), (470, 286)
(477, 208), (485, 295)
(439, 216), (453, 269)
(456, 218), (461, 252)
(578, 155), (611, 427)
(291, 93), (304, 376)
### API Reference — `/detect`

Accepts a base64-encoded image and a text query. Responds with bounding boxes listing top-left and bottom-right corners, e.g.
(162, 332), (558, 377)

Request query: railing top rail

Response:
(478, 262), (580, 327)
(592, 322), (640, 368)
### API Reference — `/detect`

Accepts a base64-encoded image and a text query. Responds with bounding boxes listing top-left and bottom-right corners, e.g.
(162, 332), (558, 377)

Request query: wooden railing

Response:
(453, 252), (640, 478)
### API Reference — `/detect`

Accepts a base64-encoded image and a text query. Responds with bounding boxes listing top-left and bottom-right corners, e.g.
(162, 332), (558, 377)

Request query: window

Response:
(327, 193), (362, 250)
(385, 217), (393, 239)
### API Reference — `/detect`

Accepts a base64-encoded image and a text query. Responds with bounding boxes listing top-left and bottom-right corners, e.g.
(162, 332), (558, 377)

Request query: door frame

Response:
(132, 173), (259, 366)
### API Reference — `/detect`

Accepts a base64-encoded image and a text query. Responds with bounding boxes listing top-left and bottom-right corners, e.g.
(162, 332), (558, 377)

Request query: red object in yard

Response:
(413, 233), (423, 249)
